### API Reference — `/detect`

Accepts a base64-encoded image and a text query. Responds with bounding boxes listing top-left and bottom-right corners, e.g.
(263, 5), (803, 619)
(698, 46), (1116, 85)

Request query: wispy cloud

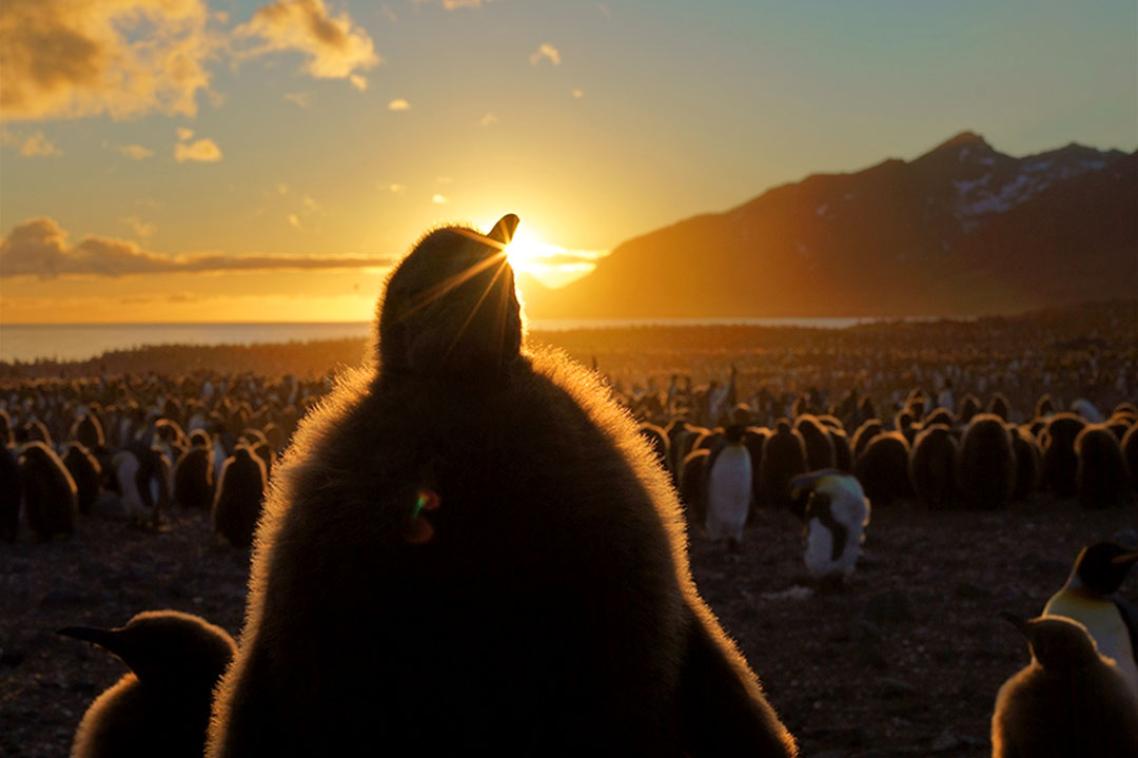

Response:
(443, 0), (483, 8)
(432, 194), (447, 205)
(1, 130), (62, 157)
(118, 144), (155, 160)
(388, 98), (411, 111)
(0, 217), (394, 279)
(175, 137), (223, 163)
(479, 112), (498, 127)
(122, 216), (156, 239)
(283, 92), (313, 108)
(529, 43), (561, 66)
(0, 0), (216, 121)
(571, 88), (584, 99)
(235, 0), (379, 88)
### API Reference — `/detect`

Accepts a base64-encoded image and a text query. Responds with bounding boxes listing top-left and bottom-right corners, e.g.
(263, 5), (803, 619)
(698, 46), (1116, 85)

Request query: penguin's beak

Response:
(58, 626), (121, 652)
(1112, 551), (1138, 568)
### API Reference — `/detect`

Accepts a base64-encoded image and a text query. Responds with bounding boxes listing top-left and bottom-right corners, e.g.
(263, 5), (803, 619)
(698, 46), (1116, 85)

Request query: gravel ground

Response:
(2, 498), (1135, 757)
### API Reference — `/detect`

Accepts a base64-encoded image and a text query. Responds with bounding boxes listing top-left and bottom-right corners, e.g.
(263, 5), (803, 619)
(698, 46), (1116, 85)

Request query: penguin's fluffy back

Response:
(208, 347), (774, 754)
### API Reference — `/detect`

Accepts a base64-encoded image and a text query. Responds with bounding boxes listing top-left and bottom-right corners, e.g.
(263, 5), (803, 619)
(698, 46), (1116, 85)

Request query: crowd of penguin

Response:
(2, 370), (1137, 755)
(2, 221), (1136, 756)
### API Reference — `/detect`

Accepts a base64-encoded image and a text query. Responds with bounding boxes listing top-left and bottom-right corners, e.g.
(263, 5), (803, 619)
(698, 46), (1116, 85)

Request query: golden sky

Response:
(1, 0), (1135, 323)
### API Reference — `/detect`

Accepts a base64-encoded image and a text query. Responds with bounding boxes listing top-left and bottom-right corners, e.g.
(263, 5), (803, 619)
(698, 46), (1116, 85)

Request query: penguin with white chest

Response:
(1043, 542), (1138, 699)
(206, 215), (797, 757)
(790, 470), (871, 585)
(704, 415), (753, 548)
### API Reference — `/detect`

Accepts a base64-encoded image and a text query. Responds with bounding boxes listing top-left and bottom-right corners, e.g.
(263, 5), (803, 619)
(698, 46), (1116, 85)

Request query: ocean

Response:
(0, 318), (880, 363)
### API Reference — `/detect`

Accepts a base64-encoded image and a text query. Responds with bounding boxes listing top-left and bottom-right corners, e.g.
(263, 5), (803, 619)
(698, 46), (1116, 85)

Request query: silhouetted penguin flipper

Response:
(678, 606), (797, 756)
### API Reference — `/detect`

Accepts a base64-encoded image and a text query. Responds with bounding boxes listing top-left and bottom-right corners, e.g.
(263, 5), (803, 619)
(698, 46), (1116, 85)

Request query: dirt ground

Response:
(1, 498), (1134, 757)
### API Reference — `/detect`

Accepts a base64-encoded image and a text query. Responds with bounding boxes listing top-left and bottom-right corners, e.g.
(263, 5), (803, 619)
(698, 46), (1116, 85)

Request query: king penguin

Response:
(60, 611), (236, 758)
(789, 470), (871, 585)
(991, 614), (1138, 757)
(1042, 542), (1138, 699)
(704, 412), (753, 548)
(206, 215), (796, 757)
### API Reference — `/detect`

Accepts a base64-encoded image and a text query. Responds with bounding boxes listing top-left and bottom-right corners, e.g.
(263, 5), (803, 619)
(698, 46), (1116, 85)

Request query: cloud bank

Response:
(235, 0), (379, 85)
(0, 0), (216, 121)
(0, 217), (393, 279)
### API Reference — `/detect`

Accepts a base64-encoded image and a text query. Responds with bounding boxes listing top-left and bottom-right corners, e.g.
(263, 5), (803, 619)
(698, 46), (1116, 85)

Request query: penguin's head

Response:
(1003, 614), (1102, 671)
(1072, 542), (1138, 595)
(59, 610), (236, 689)
(378, 214), (522, 386)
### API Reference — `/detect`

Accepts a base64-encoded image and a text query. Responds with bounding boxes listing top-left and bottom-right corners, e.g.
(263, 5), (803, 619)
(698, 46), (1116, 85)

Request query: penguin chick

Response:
(991, 614), (1138, 758)
(1043, 542), (1138, 698)
(60, 610), (236, 758)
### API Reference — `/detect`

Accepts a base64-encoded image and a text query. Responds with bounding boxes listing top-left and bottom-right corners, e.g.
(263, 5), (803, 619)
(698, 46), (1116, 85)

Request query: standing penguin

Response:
(0, 444), (20, 541)
(173, 446), (214, 510)
(908, 425), (957, 511)
(1043, 542), (1138, 699)
(794, 415), (835, 471)
(63, 443), (103, 516)
(1040, 413), (1087, 498)
(956, 414), (1016, 510)
(991, 615), (1138, 757)
(60, 611), (236, 758)
(207, 216), (796, 757)
(759, 420), (808, 512)
(212, 446), (267, 548)
(854, 432), (913, 508)
(1074, 425), (1131, 510)
(19, 441), (78, 540)
(789, 470), (870, 585)
(704, 421), (753, 548)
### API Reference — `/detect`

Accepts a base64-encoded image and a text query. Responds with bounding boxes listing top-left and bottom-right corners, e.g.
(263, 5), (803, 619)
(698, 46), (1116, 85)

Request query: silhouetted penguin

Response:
(908, 425), (957, 511)
(173, 446), (214, 510)
(110, 450), (147, 522)
(666, 420), (700, 486)
(63, 443), (102, 516)
(1043, 543), (1138, 698)
(212, 447), (266, 548)
(854, 432), (912, 508)
(1009, 426), (1041, 502)
(72, 413), (105, 451)
(991, 615), (1138, 757)
(759, 420), (808, 511)
(850, 419), (883, 461)
(0, 445), (20, 541)
(742, 427), (769, 506)
(1041, 413), (1088, 497)
(18, 441), (77, 539)
(1075, 425), (1131, 510)
(958, 394), (981, 424)
(1035, 394), (1055, 420)
(828, 427), (852, 473)
(790, 470), (870, 584)
(956, 414), (1016, 510)
(794, 415), (835, 471)
(0, 408), (11, 447)
(20, 418), (53, 447)
(1124, 424), (1138, 491)
(680, 448), (711, 525)
(893, 410), (916, 444)
(988, 393), (1011, 422)
(61, 611), (236, 758)
(923, 407), (954, 429)
(207, 216), (797, 757)
(705, 422), (752, 547)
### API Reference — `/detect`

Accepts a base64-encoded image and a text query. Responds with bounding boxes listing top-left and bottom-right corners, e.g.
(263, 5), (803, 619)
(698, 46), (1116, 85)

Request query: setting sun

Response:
(498, 222), (607, 290)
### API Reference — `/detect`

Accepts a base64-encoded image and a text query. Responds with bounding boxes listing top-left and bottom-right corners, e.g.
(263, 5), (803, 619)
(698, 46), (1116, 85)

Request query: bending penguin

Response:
(206, 215), (797, 757)
(60, 611), (236, 758)
(789, 470), (871, 586)
(991, 614), (1138, 757)
(1042, 542), (1138, 699)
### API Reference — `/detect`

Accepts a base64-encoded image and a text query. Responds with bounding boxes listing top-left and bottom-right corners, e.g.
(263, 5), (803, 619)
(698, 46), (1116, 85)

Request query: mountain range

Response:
(521, 131), (1137, 318)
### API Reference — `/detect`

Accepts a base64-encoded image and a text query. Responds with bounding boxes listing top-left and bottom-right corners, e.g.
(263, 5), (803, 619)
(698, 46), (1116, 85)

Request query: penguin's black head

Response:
(1073, 542), (1138, 595)
(59, 610), (235, 689)
(378, 214), (522, 386)
(1003, 614), (1102, 671)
